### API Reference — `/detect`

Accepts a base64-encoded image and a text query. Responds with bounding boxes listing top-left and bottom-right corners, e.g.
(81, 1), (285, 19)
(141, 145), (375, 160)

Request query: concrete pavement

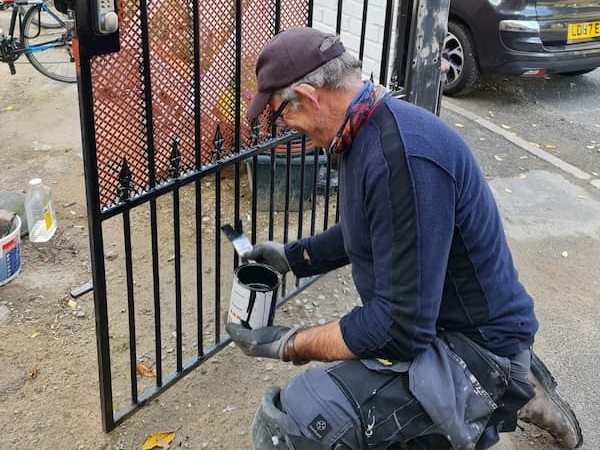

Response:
(440, 99), (600, 450)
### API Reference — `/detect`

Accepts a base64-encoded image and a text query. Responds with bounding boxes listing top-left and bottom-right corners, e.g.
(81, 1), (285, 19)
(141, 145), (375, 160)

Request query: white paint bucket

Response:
(227, 263), (281, 329)
(0, 211), (22, 286)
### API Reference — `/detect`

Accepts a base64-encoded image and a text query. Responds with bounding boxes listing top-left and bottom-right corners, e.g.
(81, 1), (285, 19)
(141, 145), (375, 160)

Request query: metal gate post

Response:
(391, 0), (451, 115)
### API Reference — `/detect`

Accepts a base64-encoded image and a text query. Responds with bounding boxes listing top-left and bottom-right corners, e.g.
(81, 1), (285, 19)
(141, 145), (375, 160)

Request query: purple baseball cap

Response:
(247, 27), (346, 119)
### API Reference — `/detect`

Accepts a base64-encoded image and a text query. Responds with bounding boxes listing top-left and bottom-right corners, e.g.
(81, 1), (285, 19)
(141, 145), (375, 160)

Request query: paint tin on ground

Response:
(0, 210), (22, 286)
(227, 263), (281, 329)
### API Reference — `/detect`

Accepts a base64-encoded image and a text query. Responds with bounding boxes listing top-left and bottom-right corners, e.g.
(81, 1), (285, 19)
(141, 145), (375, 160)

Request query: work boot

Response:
(518, 352), (583, 449)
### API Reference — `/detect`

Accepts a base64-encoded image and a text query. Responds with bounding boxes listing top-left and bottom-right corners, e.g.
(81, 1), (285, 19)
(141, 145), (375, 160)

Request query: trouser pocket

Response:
(327, 360), (439, 449)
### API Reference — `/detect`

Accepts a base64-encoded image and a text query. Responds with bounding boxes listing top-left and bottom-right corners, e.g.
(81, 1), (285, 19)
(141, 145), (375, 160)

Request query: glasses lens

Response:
(269, 100), (289, 127)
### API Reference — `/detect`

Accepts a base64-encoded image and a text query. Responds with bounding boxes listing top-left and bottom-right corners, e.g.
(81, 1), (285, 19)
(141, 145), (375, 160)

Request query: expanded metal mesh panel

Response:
(147, 0), (196, 178)
(91, 0), (147, 209)
(280, 1), (309, 30)
(89, 0), (310, 210)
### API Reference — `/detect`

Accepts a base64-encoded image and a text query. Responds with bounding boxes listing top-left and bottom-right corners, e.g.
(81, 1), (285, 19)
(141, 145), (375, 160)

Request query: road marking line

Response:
(443, 100), (592, 182)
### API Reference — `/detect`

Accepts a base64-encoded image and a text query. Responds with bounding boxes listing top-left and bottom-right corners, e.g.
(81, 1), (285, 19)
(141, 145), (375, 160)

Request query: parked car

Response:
(443, 0), (600, 95)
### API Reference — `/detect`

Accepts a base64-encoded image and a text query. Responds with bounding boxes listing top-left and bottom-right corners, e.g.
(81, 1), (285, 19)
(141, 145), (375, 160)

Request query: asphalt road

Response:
(439, 70), (600, 449)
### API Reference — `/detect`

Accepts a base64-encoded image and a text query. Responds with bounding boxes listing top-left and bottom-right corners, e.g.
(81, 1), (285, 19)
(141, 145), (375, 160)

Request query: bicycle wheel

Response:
(32, 0), (69, 29)
(22, 3), (76, 83)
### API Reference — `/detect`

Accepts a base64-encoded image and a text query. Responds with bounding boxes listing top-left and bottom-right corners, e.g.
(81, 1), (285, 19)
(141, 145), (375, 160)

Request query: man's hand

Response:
(226, 322), (297, 359)
(242, 241), (291, 274)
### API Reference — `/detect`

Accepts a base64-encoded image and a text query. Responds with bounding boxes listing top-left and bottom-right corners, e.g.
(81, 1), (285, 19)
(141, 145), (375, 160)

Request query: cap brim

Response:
(247, 91), (272, 120)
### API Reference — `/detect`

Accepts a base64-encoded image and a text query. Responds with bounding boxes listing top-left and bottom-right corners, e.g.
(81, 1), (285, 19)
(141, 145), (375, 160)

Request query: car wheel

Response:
(443, 21), (480, 96)
(558, 68), (597, 76)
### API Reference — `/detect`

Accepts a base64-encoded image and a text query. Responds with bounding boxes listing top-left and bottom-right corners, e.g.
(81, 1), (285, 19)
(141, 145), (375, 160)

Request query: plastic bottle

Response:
(24, 178), (57, 242)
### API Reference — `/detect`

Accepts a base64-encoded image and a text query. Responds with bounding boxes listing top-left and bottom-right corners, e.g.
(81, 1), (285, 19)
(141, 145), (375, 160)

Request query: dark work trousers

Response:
(275, 332), (534, 450)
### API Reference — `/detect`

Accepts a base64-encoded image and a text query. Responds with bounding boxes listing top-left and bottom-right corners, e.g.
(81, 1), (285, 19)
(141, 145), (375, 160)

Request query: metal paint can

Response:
(227, 263), (281, 329)
(0, 211), (22, 286)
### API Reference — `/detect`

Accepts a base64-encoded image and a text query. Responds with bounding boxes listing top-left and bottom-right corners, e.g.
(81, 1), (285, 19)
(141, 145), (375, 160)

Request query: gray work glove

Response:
(243, 241), (291, 274)
(226, 322), (297, 360)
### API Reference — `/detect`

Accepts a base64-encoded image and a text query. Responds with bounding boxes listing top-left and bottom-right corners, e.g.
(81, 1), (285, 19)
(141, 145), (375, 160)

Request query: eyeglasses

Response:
(269, 99), (289, 128)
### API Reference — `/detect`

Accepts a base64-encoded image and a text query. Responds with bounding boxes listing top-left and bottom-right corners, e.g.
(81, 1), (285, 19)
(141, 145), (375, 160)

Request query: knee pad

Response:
(252, 386), (330, 450)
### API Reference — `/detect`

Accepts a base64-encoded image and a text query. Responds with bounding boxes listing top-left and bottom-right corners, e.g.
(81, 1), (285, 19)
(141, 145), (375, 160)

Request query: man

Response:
(226, 27), (582, 450)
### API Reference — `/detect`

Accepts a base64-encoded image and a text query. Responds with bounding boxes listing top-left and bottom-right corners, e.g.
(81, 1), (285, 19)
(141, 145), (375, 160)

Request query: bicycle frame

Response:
(25, 5), (73, 53)
(0, 0), (74, 78)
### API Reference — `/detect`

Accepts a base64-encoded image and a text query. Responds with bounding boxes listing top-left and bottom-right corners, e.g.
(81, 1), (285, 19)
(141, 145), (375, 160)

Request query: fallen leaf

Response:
(68, 299), (77, 309)
(494, 155), (504, 161)
(28, 365), (38, 379)
(501, 124), (511, 129)
(31, 332), (40, 339)
(5, 105), (13, 111)
(544, 144), (557, 149)
(454, 122), (464, 128)
(136, 362), (156, 377)
(142, 431), (175, 450)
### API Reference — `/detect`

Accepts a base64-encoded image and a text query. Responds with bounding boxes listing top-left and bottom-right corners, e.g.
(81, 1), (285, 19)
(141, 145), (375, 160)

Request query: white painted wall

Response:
(312, 0), (398, 86)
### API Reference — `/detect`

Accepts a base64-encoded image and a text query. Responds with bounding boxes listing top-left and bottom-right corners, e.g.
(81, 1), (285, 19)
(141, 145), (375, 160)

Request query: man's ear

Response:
(293, 83), (320, 110)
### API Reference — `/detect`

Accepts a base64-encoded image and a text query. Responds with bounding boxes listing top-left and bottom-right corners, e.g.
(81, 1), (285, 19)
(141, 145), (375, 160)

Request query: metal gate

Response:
(71, 0), (448, 432)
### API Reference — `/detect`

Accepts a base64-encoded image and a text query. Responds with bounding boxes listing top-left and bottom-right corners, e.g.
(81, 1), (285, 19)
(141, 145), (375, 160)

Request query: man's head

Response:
(247, 27), (360, 120)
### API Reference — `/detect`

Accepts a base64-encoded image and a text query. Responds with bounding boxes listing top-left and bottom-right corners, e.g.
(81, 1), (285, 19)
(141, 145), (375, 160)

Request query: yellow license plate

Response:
(568, 21), (600, 41)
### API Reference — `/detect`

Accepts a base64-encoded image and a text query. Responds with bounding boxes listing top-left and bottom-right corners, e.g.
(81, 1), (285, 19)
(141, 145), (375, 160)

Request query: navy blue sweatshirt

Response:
(285, 92), (538, 360)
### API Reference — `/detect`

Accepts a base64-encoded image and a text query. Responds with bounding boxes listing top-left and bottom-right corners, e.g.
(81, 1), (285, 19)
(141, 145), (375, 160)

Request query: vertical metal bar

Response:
(358, 0), (369, 62)
(233, 0), (243, 269)
(275, 0), (281, 33)
(268, 147), (276, 240)
(281, 144), (291, 295)
(307, 0), (314, 26)
(173, 189), (183, 372)
(234, 0), (242, 155)
(309, 150), (318, 237)
(150, 200), (163, 385)
(191, 0), (201, 169)
(191, 0), (204, 357)
(138, 0), (157, 187)
(73, 28), (116, 428)
(122, 211), (138, 403)
(284, 144), (291, 221)
(335, 0), (343, 34)
(198, 195), (206, 343)
(297, 143), (305, 217)
(322, 155), (332, 230)
(250, 154), (258, 244)
(378, 0), (396, 86)
(297, 137), (306, 238)
(214, 171), (222, 341)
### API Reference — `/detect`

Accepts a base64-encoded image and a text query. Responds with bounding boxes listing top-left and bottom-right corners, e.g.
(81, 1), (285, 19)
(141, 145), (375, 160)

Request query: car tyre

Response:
(443, 21), (480, 96)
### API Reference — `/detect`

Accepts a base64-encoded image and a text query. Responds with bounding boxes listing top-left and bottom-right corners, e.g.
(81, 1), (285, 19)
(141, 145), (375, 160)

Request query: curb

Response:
(442, 99), (600, 190)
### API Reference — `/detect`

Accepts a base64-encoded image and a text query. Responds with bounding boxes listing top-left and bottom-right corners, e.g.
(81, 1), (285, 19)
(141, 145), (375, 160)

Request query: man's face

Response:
(268, 95), (329, 148)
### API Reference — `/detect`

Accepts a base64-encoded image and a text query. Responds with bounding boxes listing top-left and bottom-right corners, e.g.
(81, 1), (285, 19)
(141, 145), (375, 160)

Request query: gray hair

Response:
(274, 35), (362, 110)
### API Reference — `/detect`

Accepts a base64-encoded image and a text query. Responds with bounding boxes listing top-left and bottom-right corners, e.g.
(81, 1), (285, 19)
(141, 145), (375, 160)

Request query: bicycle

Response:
(0, 0), (76, 83)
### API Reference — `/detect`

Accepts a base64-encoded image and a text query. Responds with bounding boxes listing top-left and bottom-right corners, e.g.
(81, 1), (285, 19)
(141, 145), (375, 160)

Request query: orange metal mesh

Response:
(90, 0), (309, 209)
